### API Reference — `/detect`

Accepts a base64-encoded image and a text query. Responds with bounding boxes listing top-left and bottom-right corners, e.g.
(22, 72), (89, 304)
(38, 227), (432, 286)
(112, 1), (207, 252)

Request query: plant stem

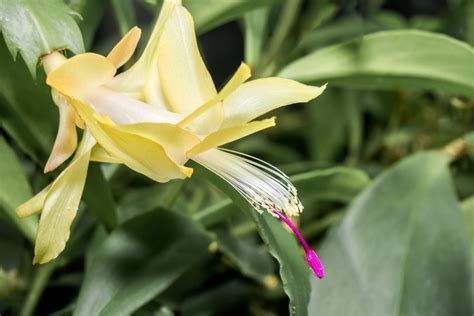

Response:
(111, 0), (136, 36)
(19, 261), (58, 316)
(258, 0), (301, 76)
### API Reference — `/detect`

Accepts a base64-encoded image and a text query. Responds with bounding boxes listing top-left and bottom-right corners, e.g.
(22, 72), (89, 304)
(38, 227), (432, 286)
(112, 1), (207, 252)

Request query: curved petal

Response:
(34, 131), (95, 264)
(140, 0), (179, 66)
(86, 87), (184, 125)
(178, 63), (251, 135)
(107, 26), (142, 69)
(105, 0), (178, 107)
(42, 52), (67, 74)
(47, 53), (116, 99)
(44, 91), (78, 173)
(16, 184), (51, 218)
(98, 122), (193, 181)
(143, 59), (168, 109)
(157, 5), (217, 115)
(117, 123), (200, 165)
(187, 117), (276, 157)
(90, 145), (122, 164)
(222, 78), (326, 127)
(71, 98), (192, 182)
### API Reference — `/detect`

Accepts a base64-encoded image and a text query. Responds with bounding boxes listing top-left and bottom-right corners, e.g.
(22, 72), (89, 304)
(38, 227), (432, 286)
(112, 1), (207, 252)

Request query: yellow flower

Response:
(17, 0), (325, 264)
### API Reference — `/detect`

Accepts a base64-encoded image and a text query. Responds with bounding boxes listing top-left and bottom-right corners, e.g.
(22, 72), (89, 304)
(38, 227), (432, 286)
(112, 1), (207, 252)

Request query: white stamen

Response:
(192, 148), (303, 217)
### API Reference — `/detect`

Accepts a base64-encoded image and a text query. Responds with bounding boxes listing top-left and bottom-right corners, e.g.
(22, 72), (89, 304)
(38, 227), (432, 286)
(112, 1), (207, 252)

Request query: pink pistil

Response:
(273, 209), (325, 279)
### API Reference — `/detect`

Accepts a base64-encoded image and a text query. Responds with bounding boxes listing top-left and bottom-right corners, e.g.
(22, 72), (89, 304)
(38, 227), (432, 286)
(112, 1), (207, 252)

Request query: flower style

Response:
(17, 0), (326, 275)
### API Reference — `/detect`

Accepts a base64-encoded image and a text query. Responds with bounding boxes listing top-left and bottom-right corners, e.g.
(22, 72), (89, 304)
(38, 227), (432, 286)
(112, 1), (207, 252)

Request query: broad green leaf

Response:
(192, 163), (311, 316)
(460, 196), (474, 246)
(83, 163), (118, 230)
(74, 209), (213, 316)
(468, 0), (474, 46)
(464, 131), (474, 147)
(0, 0), (84, 76)
(0, 136), (37, 242)
(117, 186), (165, 223)
(213, 225), (274, 282)
(183, 0), (282, 34)
(305, 88), (363, 162)
(117, 181), (186, 224)
(0, 39), (57, 162)
(181, 280), (250, 315)
(292, 167), (370, 204)
(310, 152), (472, 316)
(0, 220), (25, 269)
(280, 30), (474, 97)
(460, 195), (474, 305)
(297, 15), (370, 53)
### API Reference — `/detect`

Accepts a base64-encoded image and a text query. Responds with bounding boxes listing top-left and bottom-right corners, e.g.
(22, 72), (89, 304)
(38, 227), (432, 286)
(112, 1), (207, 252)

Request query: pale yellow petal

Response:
(42, 52), (67, 74)
(116, 123), (200, 165)
(90, 145), (122, 164)
(222, 78), (326, 127)
(106, 0), (178, 106)
(178, 62), (251, 131)
(187, 117), (276, 157)
(157, 5), (217, 115)
(44, 91), (78, 173)
(71, 98), (192, 182)
(107, 26), (142, 68)
(16, 184), (51, 218)
(140, 0), (179, 66)
(86, 87), (184, 125)
(143, 58), (169, 109)
(98, 122), (193, 181)
(34, 132), (96, 264)
(47, 53), (116, 99)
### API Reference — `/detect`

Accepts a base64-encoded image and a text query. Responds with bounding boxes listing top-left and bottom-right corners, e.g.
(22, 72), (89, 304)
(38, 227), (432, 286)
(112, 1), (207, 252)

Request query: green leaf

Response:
(213, 225), (274, 282)
(117, 181), (186, 224)
(0, 136), (37, 242)
(69, 0), (108, 50)
(460, 196), (474, 247)
(192, 163), (311, 316)
(111, 0), (136, 36)
(183, 0), (282, 34)
(292, 167), (370, 204)
(460, 195), (474, 304)
(244, 7), (269, 69)
(74, 209), (213, 316)
(301, 0), (338, 32)
(83, 163), (118, 230)
(0, 39), (57, 162)
(464, 131), (474, 147)
(305, 88), (363, 162)
(181, 280), (250, 315)
(310, 152), (472, 315)
(0, 0), (84, 76)
(280, 30), (474, 97)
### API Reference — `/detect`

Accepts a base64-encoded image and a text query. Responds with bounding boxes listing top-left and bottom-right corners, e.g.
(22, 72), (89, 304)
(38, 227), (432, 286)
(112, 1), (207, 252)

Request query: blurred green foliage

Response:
(0, 0), (473, 315)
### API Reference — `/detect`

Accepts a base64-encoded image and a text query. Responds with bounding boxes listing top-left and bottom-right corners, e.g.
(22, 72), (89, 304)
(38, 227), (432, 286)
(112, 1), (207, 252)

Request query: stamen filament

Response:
(273, 209), (325, 279)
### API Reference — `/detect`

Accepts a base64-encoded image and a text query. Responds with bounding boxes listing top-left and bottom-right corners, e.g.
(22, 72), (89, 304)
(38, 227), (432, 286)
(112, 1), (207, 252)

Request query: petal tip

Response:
(182, 167), (194, 177)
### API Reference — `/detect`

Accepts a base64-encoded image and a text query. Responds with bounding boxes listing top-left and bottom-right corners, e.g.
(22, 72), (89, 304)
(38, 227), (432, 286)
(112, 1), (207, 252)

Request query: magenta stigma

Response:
(273, 209), (325, 279)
